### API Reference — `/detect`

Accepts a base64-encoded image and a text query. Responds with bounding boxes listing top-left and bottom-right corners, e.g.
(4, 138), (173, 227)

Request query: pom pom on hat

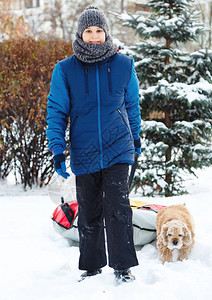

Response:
(85, 6), (98, 10)
(77, 6), (109, 37)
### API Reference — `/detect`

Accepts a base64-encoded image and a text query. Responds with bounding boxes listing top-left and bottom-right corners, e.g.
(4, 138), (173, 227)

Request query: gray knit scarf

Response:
(73, 33), (117, 63)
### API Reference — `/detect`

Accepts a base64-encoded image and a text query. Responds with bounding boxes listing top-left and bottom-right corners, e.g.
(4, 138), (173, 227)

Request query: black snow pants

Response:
(76, 163), (138, 271)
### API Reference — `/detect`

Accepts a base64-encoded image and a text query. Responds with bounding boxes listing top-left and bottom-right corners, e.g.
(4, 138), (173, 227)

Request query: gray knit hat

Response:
(77, 6), (109, 38)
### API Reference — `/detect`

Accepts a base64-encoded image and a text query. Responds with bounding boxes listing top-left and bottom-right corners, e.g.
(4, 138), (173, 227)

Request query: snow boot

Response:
(114, 268), (135, 284)
(79, 268), (102, 282)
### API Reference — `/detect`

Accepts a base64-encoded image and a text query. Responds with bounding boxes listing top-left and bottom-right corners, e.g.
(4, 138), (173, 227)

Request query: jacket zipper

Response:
(96, 64), (103, 169)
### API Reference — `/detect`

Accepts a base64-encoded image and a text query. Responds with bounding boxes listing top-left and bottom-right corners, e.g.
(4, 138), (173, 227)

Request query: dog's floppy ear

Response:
(160, 223), (169, 246)
(183, 225), (192, 245)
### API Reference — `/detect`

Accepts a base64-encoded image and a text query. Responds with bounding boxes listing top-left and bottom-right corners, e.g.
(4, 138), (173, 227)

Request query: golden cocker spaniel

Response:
(156, 204), (195, 263)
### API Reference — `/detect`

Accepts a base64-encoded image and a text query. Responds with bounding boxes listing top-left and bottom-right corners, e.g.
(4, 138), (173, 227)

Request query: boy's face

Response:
(82, 26), (106, 44)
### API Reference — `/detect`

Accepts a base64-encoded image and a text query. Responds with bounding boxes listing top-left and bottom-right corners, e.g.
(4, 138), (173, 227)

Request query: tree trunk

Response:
(121, 0), (125, 13)
(164, 37), (172, 185)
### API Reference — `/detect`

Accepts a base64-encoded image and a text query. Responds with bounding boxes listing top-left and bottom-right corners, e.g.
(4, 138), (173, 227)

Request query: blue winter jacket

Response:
(46, 53), (141, 176)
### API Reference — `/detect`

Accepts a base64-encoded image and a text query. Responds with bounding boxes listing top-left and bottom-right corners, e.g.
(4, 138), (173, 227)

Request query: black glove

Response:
(134, 138), (141, 155)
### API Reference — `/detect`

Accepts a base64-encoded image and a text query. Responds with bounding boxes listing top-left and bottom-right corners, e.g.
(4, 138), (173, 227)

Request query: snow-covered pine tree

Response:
(118, 0), (212, 196)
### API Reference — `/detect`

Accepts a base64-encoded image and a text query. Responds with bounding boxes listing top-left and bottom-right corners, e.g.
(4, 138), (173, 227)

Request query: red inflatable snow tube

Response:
(52, 201), (78, 229)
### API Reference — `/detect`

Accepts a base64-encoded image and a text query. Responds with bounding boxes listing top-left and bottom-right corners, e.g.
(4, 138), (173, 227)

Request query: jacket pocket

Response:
(70, 114), (79, 137)
(117, 108), (133, 139)
(69, 114), (79, 143)
(117, 108), (129, 129)
(107, 66), (112, 95)
(85, 68), (89, 95)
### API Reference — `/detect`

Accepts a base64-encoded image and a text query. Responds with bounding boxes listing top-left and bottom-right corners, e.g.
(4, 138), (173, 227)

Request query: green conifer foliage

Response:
(119, 0), (212, 196)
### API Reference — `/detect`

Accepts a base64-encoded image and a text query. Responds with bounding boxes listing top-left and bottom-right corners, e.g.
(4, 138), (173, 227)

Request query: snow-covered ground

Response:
(0, 166), (212, 300)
